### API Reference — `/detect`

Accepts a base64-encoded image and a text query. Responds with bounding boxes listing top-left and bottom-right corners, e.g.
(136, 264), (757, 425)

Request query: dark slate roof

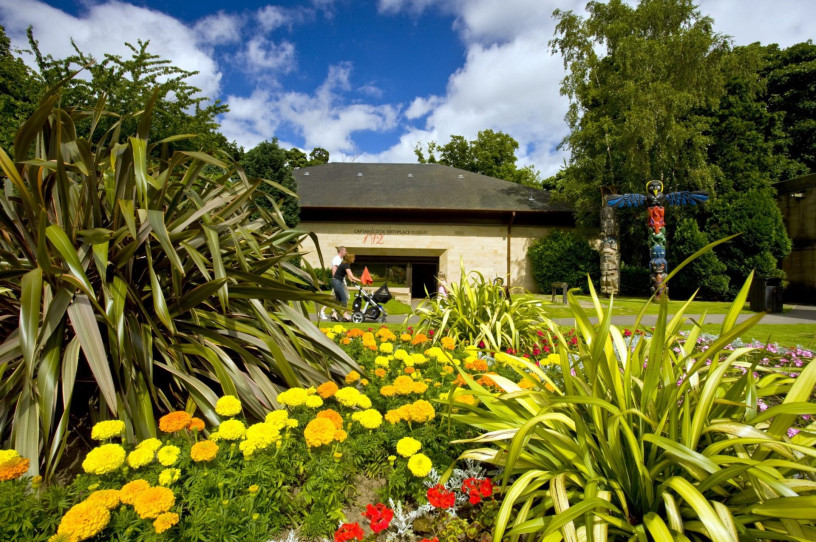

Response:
(294, 163), (572, 215)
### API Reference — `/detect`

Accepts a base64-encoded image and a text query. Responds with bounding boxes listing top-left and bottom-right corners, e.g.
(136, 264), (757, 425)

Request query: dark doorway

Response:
(411, 263), (438, 298)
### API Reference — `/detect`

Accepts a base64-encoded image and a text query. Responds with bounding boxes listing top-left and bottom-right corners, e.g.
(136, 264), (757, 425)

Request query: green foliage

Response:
(619, 263), (650, 296)
(527, 229), (600, 294)
(415, 129), (542, 187)
(0, 88), (355, 479)
(26, 30), (235, 157)
(452, 273), (816, 541)
(241, 139), (300, 228)
(705, 190), (792, 297)
(669, 218), (730, 299)
(413, 265), (547, 352)
(550, 0), (730, 228)
(0, 25), (41, 153)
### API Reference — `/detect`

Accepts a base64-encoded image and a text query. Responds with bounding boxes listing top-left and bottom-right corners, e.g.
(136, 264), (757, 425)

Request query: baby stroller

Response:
(351, 283), (392, 323)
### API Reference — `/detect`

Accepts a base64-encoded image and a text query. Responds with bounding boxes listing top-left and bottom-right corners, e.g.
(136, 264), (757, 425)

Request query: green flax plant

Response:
(413, 264), (546, 352)
(450, 268), (816, 541)
(0, 87), (355, 479)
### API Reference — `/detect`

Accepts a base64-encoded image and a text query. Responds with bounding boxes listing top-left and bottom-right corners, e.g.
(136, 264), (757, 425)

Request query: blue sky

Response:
(1, 0), (814, 177)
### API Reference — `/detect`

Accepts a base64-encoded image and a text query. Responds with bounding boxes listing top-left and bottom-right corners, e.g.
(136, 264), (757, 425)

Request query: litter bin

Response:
(749, 276), (784, 313)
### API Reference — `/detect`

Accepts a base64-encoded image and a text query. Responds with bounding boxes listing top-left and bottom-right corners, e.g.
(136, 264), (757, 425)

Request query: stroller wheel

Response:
(377, 313), (387, 323)
(351, 311), (364, 323)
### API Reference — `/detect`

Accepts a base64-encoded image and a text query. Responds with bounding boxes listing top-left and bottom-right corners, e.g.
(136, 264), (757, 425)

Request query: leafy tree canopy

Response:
(0, 25), (41, 152)
(550, 0), (732, 227)
(242, 139), (302, 228)
(415, 129), (543, 187)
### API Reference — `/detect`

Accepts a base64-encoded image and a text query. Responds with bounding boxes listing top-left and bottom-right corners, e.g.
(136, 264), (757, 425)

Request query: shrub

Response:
(669, 218), (730, 299)
(527, 230), (600, 294)
(619, 263), (650, 296)
(452, 273), (816, 540)
(0, 87), (355, 479)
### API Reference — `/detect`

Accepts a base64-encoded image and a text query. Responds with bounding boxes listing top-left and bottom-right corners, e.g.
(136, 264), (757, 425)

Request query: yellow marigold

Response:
(126, 448), (154, 469)
(158, 411), (192, 433)
(241, 423), (281, 456)
(411, 333), (429, 345)
(376, 328), (396, 342)
(411, 353), (427, 365)
(156, 445), (181, 467)
(317, 381), (339, 398)
(441, 365), (455, 375)
(455, 394), (477, 406)
(360, 378), (369, 386)
(215, 395), (242, 417)
(379, 342), (394, 354)
(136, 438), (162, 453)
(440, 336), (456, 350)
(396, 437), (422, 457)
(305, 395), (324, 408)
(334, 386), (362, 408)
(400, 333), (412, 342)
(407, 400), (436, 423)
(158, 468), (181, 486)
(153, 512), (179, 534)
(357, 395), (372, 409)
(217, 419), (246, 441)
(334, 429), (348, 442)
(0, 450), (29, 481)
(304, 418), (337, 448)
(133, 486), (175, 519)
(316, 409), (344, 429)
(82, 444), (126, 475)
(90, 420), (125, 441)
(411, 381), (428, 394)
(380, 385), (396, 397)
(326, 332), (336, 340)
(277, 388), (308, 407)
(375, 355), (391, 366)
(187, 417), (205, 431)
(265, 410), (291, 430)
(57, 501), (110, 541)
(84, 489), (121, 510)
(407, 453), (433, 477)
(384, 409), (403, 424)
(48, 534), (73, 542)
(190, 440), (219, 462)
(345, 370), (361, 384)
(363, 339), (378, 351)
(332, 324), (345, 334)
(392, 375), (416, 395)
(351, 409), (383, 429)
(120, 479), (151, 505)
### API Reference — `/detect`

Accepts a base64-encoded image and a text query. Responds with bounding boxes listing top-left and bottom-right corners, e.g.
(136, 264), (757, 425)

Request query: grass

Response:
(530, 293), (755, 319)
(688, 323), (816, 349)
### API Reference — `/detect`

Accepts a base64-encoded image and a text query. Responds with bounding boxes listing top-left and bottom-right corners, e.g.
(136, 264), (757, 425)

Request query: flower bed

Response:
(1, 323), (814, 541)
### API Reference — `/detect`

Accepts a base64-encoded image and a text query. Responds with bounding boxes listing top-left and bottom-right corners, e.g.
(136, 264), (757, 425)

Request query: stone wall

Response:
(298, 221), (565, 294)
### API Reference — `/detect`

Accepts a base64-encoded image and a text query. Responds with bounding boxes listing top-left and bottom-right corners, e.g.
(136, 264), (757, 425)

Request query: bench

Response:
(551, 282), (568, 304)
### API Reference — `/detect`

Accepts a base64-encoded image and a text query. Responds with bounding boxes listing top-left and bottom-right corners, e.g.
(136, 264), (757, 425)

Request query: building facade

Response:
(294, 163), (574, 298)
(775, 173), (816, 302)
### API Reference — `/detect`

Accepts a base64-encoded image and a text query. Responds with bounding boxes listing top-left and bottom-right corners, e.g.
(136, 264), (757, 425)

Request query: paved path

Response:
(315, 301), (816, 328)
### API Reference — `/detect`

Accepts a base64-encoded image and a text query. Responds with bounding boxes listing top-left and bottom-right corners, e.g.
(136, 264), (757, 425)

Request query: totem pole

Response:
(600, 186), (620, 295)
(607, 180), (708, 299)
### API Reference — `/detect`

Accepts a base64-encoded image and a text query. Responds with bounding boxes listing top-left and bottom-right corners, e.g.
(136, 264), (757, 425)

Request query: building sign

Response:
(354, 228), (428, 244)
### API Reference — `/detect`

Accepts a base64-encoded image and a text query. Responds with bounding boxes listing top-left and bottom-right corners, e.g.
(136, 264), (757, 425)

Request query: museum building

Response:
(294, 163), (574, 300)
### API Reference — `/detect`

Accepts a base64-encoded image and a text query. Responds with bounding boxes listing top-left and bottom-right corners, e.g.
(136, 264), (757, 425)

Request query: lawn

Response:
(531, 293), (756, 318)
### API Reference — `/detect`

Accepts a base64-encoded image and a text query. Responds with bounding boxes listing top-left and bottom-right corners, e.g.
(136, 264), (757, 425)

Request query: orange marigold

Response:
(317, 381), (339, 398)
(190, 440), (219, 462)
(404, 366), (415, 374)
(158, 411), (192, 433)
(133, 486), (176, 519)
(187, 417), (205, 431)
(341, 337), (351, 345)
(374, 368), (387, 378)
(120, 479), (151, 505)
(440, 336), (456, 350)
(346, 328), (365, 338)
(0, 450), (29, 482)
(316, 409), (344, 430)
(411, 333), (429, 345)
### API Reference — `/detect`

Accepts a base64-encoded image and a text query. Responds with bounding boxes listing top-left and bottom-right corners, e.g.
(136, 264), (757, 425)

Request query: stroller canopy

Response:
(371, 283), (392, 304)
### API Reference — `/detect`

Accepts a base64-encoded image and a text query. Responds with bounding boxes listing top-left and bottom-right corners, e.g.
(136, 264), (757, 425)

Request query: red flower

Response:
(363, 503), (394, 533)
(334, 522), (364, 542)
(506, 348), (515, 354)
(478, 341), (485, 348)
(462, 477), (493, 505)
(426, 484), (455, 509)
(531, 347), (540, 356)
(420, 538), (440, 542)
(428, 329), (434, 336)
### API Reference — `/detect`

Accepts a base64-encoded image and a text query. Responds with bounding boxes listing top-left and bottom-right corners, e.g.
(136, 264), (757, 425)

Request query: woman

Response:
(437, 273), (449, 300)
(331, 253), (361, 321)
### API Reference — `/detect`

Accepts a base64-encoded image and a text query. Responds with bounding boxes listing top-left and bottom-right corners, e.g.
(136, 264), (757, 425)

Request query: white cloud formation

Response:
(257, 5), (290, 31)
(194, 11), (244, 46)
(237, 37), (297, 75)
(696, 0), (816, 48)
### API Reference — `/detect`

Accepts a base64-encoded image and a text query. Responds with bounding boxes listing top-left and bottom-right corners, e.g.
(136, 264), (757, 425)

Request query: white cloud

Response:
(697, 0), (816, 48)
(0, 0), (223, 99)
(405, 95), (443, 120)
(237, 37), (297, 74)
(194, 12), (244, 46)
(257, 5), (289, 32)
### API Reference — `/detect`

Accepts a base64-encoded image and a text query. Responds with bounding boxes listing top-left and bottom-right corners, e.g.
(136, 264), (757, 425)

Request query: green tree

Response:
(27, 29), (236, 157)
(415, 129), (542, 186)
(550, 0), (731, 227)
(242, 139), (300, 228)
(669, 218), (730, 298)
(0, 25), (40, 152)
(527, 230), (600, 294)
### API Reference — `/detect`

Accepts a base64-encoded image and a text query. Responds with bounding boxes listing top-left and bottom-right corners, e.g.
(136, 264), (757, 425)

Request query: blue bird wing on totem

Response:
(664, 191), (709, 206)
(606, 193), (647, 208)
